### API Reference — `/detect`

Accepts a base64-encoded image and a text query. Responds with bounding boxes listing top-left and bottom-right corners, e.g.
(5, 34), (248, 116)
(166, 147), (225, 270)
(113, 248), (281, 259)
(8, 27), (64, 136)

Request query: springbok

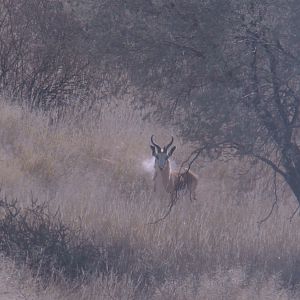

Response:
(150, 135), (198, 201)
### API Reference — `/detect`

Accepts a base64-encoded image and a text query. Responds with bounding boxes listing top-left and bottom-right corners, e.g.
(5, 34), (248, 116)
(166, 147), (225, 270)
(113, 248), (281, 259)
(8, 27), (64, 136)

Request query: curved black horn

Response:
(151, 135), (161, 151)
(165, 136), (174, 151)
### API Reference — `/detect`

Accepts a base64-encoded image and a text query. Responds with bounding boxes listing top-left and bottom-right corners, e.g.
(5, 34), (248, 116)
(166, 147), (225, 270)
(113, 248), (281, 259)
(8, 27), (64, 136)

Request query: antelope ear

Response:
(167, 146), (176, 157)
(150, 145), (156, 156)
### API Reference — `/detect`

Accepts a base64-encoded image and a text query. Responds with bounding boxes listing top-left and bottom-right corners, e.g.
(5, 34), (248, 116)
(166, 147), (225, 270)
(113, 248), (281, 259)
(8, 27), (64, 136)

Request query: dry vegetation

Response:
(0, 96), (300, 299)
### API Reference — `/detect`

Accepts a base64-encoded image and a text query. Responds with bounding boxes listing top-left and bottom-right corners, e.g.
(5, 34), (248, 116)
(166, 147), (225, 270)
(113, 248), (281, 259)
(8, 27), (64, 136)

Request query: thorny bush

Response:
(0, 195), (105, 281)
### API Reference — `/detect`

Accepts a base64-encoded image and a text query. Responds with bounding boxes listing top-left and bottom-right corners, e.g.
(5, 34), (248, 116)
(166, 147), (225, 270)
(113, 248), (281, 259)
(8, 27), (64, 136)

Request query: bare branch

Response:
(289, 205), (300, 223)
(148, 193), (179, 225)
(258, 170), (279, 225)
(252, 154), (287, 180)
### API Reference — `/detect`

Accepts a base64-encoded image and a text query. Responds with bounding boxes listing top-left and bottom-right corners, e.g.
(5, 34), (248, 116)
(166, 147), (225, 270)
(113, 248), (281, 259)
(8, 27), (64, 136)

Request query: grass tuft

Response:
(0, 98), (299, 298)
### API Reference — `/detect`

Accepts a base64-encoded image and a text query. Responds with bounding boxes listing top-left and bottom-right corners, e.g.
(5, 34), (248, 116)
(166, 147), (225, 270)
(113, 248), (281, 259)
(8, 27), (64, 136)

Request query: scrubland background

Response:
(0, 97), (299, 299)
(1, 0), (300, 299)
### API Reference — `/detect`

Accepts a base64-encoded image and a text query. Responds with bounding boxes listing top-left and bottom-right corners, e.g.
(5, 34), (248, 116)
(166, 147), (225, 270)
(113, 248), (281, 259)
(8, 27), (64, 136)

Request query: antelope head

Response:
(150, 135), (176, 170)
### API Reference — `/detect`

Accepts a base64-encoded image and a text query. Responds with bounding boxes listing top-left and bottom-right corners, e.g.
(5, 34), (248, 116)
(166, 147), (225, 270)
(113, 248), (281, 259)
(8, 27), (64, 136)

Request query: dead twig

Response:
(148, 193), (179, 225)
(289, 204), (300, 223)
(258, 169), (279, 225)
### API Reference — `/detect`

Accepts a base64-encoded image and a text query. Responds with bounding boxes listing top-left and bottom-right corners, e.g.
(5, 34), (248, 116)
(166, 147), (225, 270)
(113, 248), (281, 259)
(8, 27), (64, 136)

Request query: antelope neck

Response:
(158, 160), (172, 193)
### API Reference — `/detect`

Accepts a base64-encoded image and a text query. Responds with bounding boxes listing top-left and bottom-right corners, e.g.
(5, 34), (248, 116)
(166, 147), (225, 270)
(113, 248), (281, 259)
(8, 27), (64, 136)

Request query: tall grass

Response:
(0, 96), (300, 299)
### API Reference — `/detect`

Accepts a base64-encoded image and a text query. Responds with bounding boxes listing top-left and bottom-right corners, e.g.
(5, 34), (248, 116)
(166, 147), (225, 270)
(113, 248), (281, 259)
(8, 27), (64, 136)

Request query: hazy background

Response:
(0, 1), (300, 299)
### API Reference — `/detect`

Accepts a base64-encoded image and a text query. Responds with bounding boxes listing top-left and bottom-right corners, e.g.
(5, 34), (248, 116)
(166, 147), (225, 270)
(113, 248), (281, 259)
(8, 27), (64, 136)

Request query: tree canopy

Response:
(2, 0), (300, 206)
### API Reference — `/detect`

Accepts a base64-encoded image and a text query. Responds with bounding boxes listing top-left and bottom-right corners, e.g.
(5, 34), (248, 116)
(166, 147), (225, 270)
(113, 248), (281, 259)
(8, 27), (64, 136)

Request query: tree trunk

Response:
(287, 174), (300, 206)
(282, 146), (300, 206)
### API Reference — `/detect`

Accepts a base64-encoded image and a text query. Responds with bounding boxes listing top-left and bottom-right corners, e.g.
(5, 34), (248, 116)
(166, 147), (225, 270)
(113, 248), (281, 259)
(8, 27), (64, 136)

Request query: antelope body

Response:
(150, 135), (198, 201)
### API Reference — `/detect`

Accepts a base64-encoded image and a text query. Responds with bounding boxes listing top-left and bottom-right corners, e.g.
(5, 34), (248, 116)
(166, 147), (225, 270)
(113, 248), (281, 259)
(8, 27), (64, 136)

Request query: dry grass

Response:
(0, 96), (300, 299)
